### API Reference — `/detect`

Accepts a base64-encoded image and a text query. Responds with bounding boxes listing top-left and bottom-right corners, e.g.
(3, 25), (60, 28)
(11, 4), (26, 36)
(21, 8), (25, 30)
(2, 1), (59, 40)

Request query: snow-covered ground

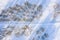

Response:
(0, 0), (60, 40)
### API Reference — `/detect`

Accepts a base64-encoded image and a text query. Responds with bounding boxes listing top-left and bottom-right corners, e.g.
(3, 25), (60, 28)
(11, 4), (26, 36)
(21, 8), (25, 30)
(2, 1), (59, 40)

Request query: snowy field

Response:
(0, 0), (60, 40)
